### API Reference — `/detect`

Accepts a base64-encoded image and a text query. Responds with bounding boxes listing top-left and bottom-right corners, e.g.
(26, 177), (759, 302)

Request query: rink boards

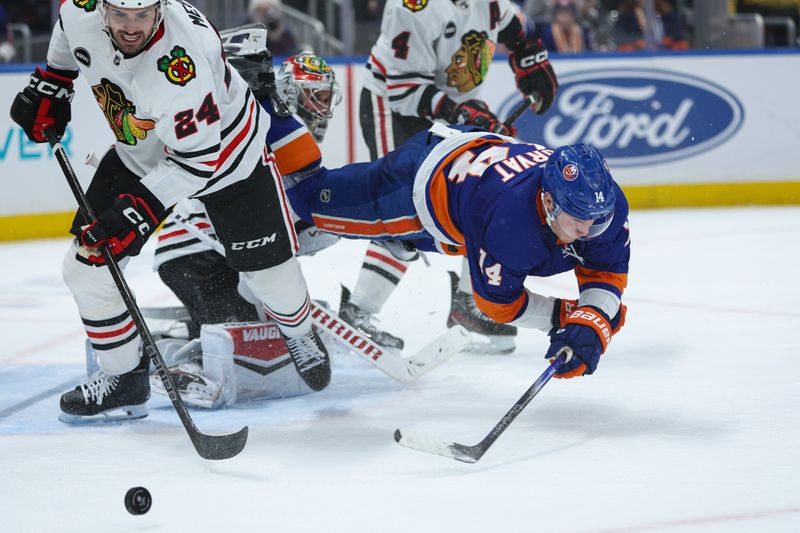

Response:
(1, 49), (799, 240)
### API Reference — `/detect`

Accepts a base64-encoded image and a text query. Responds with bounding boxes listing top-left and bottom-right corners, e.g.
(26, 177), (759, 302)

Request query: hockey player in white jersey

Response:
(351, 0), (559, 354)
(9, 1), (330, 423)
(143, 36), (344, 408)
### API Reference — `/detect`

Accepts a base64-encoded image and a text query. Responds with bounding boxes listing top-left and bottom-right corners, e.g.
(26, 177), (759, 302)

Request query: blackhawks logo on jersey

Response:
(73, 0), (97, 12)
(157, 46), (196, 86)
(446, 30), (496, 93)
(402, 0), (428, 12)
(91, 78), (155, 146)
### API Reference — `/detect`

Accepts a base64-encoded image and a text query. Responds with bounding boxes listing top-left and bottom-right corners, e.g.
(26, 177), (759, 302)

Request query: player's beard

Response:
(112, 28), (152, 55)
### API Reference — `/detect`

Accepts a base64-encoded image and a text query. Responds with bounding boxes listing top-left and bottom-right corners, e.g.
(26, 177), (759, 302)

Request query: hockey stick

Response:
(164, 210), (469, 381)
(504, 94), (537, 129)
(47, 130), (248, 460)
(394, 347), (570, 463)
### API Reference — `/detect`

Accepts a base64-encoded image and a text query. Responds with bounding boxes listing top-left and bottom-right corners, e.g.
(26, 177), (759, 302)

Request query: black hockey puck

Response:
(124, 486), (152, 515)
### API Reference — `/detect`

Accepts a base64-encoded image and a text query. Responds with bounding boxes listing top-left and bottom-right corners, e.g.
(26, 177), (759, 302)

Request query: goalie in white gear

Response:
(143, 30), (343, 408)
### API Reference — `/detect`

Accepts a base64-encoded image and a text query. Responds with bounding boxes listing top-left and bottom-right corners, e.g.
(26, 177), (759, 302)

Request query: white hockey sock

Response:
(457, 257), (472, 294)
(350, 242), (409, 314)
(62, 241), (141, 375)
(240, 257), (312, 337)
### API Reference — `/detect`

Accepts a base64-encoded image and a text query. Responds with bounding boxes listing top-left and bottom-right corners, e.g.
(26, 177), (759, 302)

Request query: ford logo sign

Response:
(501, 68), (744, 167)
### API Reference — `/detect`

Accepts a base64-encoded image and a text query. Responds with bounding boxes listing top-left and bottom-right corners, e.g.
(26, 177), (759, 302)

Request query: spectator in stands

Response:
(541, 0), (592, 53)
(0, 5), (14, 63)
(248, 0), (300, 56)
(579, 0), (616, 50)
(655, 0), (689, 49)
(353, 0), (384, 56)
(613, 0), (647, 51)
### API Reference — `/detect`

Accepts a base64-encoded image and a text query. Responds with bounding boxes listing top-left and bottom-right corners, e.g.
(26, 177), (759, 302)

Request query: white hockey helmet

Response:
(274, 52), (342, 142)
(99, 0), (169, 54)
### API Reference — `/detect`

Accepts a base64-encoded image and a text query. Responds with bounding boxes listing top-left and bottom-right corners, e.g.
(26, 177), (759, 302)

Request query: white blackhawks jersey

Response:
(363, 0), (519, 118)
(46, 0), (269, 209)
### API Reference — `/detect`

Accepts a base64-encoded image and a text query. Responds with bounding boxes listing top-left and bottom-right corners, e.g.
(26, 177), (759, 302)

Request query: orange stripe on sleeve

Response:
(575, 266), (628, 293)
(311, 214), (423, 237)
(273, 132), (322, 176)
(472, 291), (527, 324)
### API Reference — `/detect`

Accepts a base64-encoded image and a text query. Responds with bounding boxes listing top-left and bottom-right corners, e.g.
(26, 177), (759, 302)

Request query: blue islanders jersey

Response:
(288, 127), (630, 324)
(414, 129), (629, 323)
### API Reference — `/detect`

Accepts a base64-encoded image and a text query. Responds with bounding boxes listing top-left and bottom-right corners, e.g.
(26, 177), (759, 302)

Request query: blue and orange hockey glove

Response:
(546, 302), (627, 378)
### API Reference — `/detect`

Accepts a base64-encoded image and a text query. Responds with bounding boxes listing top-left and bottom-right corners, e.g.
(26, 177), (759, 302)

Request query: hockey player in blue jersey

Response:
(287, 125), (629, 378)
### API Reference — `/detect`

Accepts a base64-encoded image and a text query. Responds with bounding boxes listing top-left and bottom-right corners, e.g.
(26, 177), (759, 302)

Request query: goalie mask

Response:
(99, 0), (168, 56)
(275, 52), (342, 142)
(541, 144), (616, 241)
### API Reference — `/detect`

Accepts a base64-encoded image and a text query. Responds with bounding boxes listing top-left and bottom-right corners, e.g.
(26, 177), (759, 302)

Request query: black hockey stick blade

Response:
(191, 426), (249, 460)
(394, 349), (569, 463)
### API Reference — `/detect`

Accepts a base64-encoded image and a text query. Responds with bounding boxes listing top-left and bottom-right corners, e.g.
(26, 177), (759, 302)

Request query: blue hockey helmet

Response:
(541, 144), (616, 240)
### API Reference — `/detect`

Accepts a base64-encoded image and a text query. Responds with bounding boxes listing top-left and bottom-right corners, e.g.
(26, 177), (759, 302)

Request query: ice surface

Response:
(1, 207), (799, 532)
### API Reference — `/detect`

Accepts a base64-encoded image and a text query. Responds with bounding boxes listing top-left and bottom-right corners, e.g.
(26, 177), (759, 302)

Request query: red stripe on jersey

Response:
(369, 54), (387, 75)
(200, 100), (256, 170)
(366, 249), (408, 273)
(376, 95), (389, 156)
(158, 228), (188, 241)
(387, 82), (419, 90)
(85, 319), (136, 339)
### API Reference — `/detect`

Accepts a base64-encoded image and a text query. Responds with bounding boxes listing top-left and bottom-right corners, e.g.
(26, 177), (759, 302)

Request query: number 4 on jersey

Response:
(478, 249), (502, 286)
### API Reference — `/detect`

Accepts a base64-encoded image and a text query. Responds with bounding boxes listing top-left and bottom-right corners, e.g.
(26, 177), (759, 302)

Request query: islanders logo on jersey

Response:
(446, 31), (495, 93)
(157, 46), (196, 86)
(562, 163), (579, 181)
(402, 0), (428, 12)
(91, 78), (156, 146)
(73, 0), (97, 12)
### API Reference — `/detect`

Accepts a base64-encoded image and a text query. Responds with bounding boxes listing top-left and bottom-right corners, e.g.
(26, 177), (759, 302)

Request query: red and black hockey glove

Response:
(10, 66), (77, 143)
(80, 194), (160, 264)
(436, 97), (516, 137)
(546, 303), (626, 378)
(508, 39), (558, 115)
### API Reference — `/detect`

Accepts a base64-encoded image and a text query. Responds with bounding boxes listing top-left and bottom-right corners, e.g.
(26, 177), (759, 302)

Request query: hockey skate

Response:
(151, 360), (223, 409)
(339, 285), (405, 350)
(59, 357), (150, 424)
(283, 328), (331, 391)
(446, 271), (517, 355)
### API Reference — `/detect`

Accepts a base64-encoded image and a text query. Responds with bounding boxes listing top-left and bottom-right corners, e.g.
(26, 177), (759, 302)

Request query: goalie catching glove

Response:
(546, 301), (626, 378)
(508, 39), (558, 115)
(10, 66), (77, 143)
(80, 194), (161, 264)
(434, 97), (515, 137)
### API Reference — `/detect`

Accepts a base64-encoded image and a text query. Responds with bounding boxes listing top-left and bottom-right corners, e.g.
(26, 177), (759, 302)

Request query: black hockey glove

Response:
(80, 194), (161, 264)
(546, 304), (626, 378)
(10, 66), (77, 143)
(436, 97), (516, 137)
(508, 39), (558, 115)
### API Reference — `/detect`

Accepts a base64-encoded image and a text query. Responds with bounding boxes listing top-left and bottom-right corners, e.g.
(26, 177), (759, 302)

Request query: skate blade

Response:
(58, 404), (149, 425)
(462, 333), (516, 355)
